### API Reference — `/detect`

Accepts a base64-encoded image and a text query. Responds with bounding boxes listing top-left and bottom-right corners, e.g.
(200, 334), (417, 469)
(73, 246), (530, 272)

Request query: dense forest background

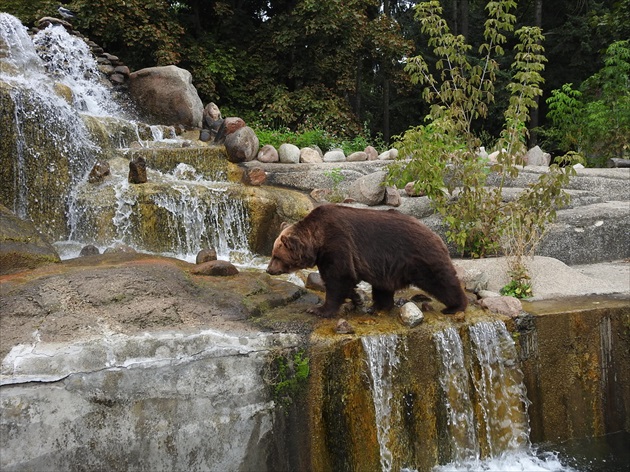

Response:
(2, 0), (629, 146)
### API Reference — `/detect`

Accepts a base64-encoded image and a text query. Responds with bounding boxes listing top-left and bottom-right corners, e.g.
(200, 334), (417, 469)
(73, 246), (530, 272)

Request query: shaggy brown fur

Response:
(266, 204), (468, 318)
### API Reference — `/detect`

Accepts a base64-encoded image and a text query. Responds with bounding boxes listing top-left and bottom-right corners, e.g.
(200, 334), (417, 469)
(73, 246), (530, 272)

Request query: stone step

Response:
(404, 201), (630, 265)
(487, 166), (629, 202)
(536, 201), (630, 265)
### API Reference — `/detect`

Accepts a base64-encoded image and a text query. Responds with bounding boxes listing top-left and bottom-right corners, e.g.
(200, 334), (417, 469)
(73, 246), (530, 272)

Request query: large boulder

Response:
(525, 146), (551, 166)
(128, 65), (203, 129)
(278, 143), (300, 164)
(0, 204), (60, 275)
(346, 171), (387, 205)
(224, 126), (259, 163)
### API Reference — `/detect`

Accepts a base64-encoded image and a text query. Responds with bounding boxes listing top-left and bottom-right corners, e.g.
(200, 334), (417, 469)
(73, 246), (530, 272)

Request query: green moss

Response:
(264, 349), (310, 407)
(123, 147), (229, 181)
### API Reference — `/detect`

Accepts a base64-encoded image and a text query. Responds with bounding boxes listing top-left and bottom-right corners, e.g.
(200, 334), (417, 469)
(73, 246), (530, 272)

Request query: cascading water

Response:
(0, 13), (100, 232)
(1, 13), (254, 262)
(0, 12), (45, 77)
(468, 320), (531, 457)
(434, 327), (480, 463)
(32, 23), (122, 117)
(150, 178), (251, 260)
(362, 334), (401, 472)
(432, 321), (572, 472)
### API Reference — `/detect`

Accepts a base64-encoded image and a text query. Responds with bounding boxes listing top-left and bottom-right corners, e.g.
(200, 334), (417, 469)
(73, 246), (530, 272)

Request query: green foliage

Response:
(500, 262), (533, 299)
(71, 0), (184, 69)
(500, 277), (532, 299)
(542, 83), (583, 152)
(252, 122), (383, 156)
(1, 1), (626, 149)
(323, 167), (346, 203)
(580, 40), (630, 163)
(542, 40), (630, 166)
(389, 0), (577, 266)
(264, 349), (310, 408)
(0, 0), (54, 24)
(252, 125), (332, 152)
(329, 122), (387, 155)
(259, 84), (363, 138)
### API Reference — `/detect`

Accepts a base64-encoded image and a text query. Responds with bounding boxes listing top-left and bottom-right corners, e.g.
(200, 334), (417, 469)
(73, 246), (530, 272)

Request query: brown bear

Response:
(266, 204), (467, 317)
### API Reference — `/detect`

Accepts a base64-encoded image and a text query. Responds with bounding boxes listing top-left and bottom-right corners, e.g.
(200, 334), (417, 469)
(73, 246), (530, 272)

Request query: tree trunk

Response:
(355, 60), (362, 121)
(383, 77), (390, 143)
(452, 0), (459, 35)
(529, 0), (543, 147)
(460, 0), (469, 40)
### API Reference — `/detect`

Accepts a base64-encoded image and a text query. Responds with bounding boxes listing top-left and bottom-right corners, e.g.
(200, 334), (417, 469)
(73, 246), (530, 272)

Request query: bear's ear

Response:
(280, 234), (300, 252)
(280, 222), (291, 231)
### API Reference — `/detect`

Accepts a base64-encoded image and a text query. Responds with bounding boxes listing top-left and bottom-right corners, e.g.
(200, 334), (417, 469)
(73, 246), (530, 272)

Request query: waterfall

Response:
(432, 321), (570, 472)
(0, 14), (104, 233)
(111, 178), (136, 242)
(434, 327), (480, 463)
(468, 321), (531, 457)
(2, 14), (254, 262)
(151, 182), (251, 260)
(0, 13), (45, 77)
(32, 23), (122, 117)
(362, 334), (401, 472)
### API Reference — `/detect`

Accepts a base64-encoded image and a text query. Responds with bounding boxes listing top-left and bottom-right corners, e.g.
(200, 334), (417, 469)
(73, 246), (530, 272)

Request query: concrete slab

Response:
(455, 256), (630, 300)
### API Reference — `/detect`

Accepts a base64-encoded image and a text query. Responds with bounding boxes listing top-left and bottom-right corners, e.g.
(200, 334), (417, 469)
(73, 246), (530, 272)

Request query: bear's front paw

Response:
(307, 305), (337, 318)
(442, 305), (466, 315)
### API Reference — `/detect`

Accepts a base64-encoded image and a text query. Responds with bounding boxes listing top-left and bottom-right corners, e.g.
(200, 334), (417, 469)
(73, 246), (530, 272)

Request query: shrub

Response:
(387, 0), (581, 291)
(542, 40), (630, 166)
(252, 121), (385, 155)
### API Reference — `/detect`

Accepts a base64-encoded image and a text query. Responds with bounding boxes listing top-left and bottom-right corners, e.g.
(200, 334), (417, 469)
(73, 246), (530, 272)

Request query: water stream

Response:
(362, 324), (579, 472)
(432, 321), (572, 472)
(362, 334), (402, 472)
(1, 13), (253, 262)
(434, 327), (480, 463)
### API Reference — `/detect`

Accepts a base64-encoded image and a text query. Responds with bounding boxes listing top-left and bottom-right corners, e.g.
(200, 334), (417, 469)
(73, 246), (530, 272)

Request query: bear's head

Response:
(266, 223), (317, 275)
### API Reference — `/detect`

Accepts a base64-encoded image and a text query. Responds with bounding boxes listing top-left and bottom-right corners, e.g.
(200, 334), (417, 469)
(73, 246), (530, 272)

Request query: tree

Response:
(543, 40), (630, 164)
(389, 0), (579, 294)
(246, 0), (412, 137)
(2, 0), (625, 145)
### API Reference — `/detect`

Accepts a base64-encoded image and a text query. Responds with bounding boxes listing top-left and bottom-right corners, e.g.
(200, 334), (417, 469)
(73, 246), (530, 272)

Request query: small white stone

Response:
(399, 302), (424, 328)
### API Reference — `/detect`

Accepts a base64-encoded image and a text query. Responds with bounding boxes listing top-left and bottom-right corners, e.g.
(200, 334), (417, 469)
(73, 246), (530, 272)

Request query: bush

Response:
(541, 40), (630, 166)
(387, 0), (581, 292)
(252, 122), (385, 155)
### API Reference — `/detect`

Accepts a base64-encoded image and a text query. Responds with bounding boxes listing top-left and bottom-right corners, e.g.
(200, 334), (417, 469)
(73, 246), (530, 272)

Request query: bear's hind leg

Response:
(413, 270), (467, 314)
(370, 288), (395, 313)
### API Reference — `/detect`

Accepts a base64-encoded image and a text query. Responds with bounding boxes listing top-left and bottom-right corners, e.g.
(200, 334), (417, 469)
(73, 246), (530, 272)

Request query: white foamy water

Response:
(430, 449), (576, 472)
(429, 322), (577, 472)
(1, 14), (101, 222)
(32, 24), (122, 116)
(434, 326), (480, 462)
(151, 182), (251, 259)
(362, 334), (402, 472)
(468, 321), (531, 456)
(0, 12), (45, 76)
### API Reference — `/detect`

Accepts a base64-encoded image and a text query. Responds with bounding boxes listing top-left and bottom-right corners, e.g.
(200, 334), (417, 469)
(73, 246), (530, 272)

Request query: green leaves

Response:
(542, 40), (630, 165)
(391, 0), (575, 273)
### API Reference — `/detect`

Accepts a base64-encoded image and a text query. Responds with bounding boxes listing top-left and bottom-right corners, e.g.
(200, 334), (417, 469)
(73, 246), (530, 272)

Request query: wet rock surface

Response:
(0, 253), (308, 360)
(0, 203), (60, 275)
(1, 252), (629, 472)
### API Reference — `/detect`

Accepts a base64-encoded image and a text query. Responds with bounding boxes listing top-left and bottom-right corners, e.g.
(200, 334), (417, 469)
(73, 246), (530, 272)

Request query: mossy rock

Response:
(0, 204), (60, 274)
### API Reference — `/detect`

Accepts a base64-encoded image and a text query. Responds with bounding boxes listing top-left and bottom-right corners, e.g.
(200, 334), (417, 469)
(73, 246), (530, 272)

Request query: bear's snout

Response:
(266, 258), (284, 275)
